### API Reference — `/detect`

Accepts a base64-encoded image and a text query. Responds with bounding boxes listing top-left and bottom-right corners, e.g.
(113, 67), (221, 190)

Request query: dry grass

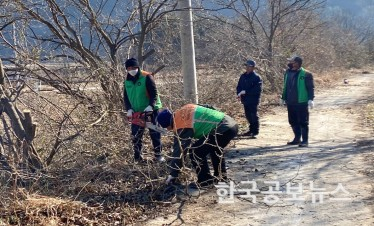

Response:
(0, 190), (137, 225)
(0, 160), (174, 225)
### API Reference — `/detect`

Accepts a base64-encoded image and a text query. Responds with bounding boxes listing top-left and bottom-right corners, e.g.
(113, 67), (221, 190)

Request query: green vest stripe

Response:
(124, 71), (162, 112)
(297, 68), (308, 103)
(193, 106), (225, 139)
(282, 67), (308, 103)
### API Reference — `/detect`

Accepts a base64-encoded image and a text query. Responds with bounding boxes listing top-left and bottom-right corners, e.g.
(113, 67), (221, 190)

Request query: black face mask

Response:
(287, 63), (293, 69)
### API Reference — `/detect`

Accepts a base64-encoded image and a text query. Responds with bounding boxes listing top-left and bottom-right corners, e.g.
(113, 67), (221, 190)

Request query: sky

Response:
(326, 0), (374, 14)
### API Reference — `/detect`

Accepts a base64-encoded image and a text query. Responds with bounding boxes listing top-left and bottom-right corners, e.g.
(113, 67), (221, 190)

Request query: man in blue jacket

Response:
(236, 60), (263, 138)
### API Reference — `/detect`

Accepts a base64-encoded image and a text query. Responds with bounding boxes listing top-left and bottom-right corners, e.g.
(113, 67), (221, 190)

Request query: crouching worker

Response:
(156, 104), (239, 187)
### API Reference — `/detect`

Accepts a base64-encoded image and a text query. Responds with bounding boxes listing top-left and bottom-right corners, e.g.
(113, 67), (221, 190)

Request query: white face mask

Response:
(128, 69), (138, 76)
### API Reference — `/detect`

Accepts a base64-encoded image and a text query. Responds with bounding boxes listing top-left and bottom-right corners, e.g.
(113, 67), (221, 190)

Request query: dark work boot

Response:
(240, 131), (252, 136)
(197, 177), (215, 188)
(287, 126), (301, 145)
(299, 126), (309, 147)
(134, 154), (145, 163)
(287, 140), (301, 145)
(301, 126), (308, 142)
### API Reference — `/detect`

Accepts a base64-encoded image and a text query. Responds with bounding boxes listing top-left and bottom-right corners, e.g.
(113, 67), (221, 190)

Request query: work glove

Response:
(308, 100), (314, 109)
(280, 99), (286, 106)
(237, 90), (246, 97)
(126, 109), (134, 118)
(165, 175), (176, 185)
(144, 105), (153, 112)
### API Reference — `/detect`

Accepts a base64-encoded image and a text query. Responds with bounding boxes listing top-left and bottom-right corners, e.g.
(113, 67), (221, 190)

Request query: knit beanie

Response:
(125, 58), (139, 68)
(157, 109), (173, 128)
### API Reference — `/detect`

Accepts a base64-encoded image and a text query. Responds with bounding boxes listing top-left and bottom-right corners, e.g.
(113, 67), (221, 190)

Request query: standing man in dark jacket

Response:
(236, 59), (263, 138)
(281, 55), (315, 147)
(123, 58), (165, 162)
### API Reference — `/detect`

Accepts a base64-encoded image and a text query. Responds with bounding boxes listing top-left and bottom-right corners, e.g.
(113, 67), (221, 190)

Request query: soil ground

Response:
(146, 72), (374, 226)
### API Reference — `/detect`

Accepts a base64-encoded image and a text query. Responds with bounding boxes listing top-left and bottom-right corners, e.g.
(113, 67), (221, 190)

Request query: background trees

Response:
(0, 0), (179, 170)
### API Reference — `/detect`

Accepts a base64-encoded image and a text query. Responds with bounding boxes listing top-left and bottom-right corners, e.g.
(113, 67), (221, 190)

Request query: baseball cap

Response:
(244, 60), (256, 67)
(287, 55), (303, 65)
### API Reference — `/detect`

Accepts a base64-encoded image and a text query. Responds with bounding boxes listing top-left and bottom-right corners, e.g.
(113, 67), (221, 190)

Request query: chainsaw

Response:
(129, 111), (168, 135)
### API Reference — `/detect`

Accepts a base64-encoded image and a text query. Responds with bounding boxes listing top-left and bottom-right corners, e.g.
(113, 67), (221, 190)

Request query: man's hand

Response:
(144, 105), (153, 112)
(165, 175), (176, 185)
(237, 90), (246, 97)
(126, 109), (134, 118)
(308, 100), (314, 109)
(237, 90), (246, 101)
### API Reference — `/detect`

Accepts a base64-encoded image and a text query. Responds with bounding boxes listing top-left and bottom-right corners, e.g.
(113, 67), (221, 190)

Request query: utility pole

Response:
(179, 0), (198, 104)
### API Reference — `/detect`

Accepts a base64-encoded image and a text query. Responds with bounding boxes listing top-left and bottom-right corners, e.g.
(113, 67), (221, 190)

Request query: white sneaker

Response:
(155, 155), (166, 163)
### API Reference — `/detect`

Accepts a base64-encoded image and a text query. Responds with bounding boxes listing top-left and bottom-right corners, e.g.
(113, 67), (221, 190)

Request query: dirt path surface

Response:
(147, 73), (374, 226)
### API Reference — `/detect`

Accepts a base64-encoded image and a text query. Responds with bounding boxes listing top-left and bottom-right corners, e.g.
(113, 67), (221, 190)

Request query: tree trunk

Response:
(0, 59), (44, 172)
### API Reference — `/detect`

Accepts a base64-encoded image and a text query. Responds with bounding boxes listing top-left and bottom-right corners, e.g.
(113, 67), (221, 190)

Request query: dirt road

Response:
(147, 73), (374, 226)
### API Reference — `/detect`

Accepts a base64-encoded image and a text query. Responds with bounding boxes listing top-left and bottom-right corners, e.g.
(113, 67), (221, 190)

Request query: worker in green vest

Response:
(123, 58), (165, 162)
(281, 55), (315, 147)
(156, 104), (238, 187)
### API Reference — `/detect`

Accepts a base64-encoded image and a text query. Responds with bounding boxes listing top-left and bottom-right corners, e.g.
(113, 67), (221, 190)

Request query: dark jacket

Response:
(236, 71), (263, 105)
(283, 68), (314, 105)
(123, 70), (158, 111)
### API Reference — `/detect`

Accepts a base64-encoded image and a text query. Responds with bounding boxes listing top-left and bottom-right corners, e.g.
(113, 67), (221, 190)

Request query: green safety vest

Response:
(193, 105), (225, 139)
(282, 67), (308, 103)
(124, 71), (162, 112)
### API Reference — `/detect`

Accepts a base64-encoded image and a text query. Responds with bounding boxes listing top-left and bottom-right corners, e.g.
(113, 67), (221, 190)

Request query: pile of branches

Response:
(0, 159), (182, 225)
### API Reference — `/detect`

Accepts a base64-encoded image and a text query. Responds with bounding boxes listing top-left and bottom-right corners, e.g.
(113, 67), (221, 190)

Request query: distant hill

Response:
(327, 0), (374, 14)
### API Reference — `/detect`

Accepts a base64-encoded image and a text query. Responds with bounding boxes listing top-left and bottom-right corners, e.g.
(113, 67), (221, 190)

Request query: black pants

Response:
(131, 110), (162, 159)
(244, 104), (259, 135)
(189, 124), (239, 183)
(287, 104), (309, 143)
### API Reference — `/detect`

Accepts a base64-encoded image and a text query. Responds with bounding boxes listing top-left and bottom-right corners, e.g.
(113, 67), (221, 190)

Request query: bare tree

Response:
(201, 0), (325, 59)
(1, 0), (177, 108)
(0, 0), (181, 168)
(0, 59), (43, 172)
